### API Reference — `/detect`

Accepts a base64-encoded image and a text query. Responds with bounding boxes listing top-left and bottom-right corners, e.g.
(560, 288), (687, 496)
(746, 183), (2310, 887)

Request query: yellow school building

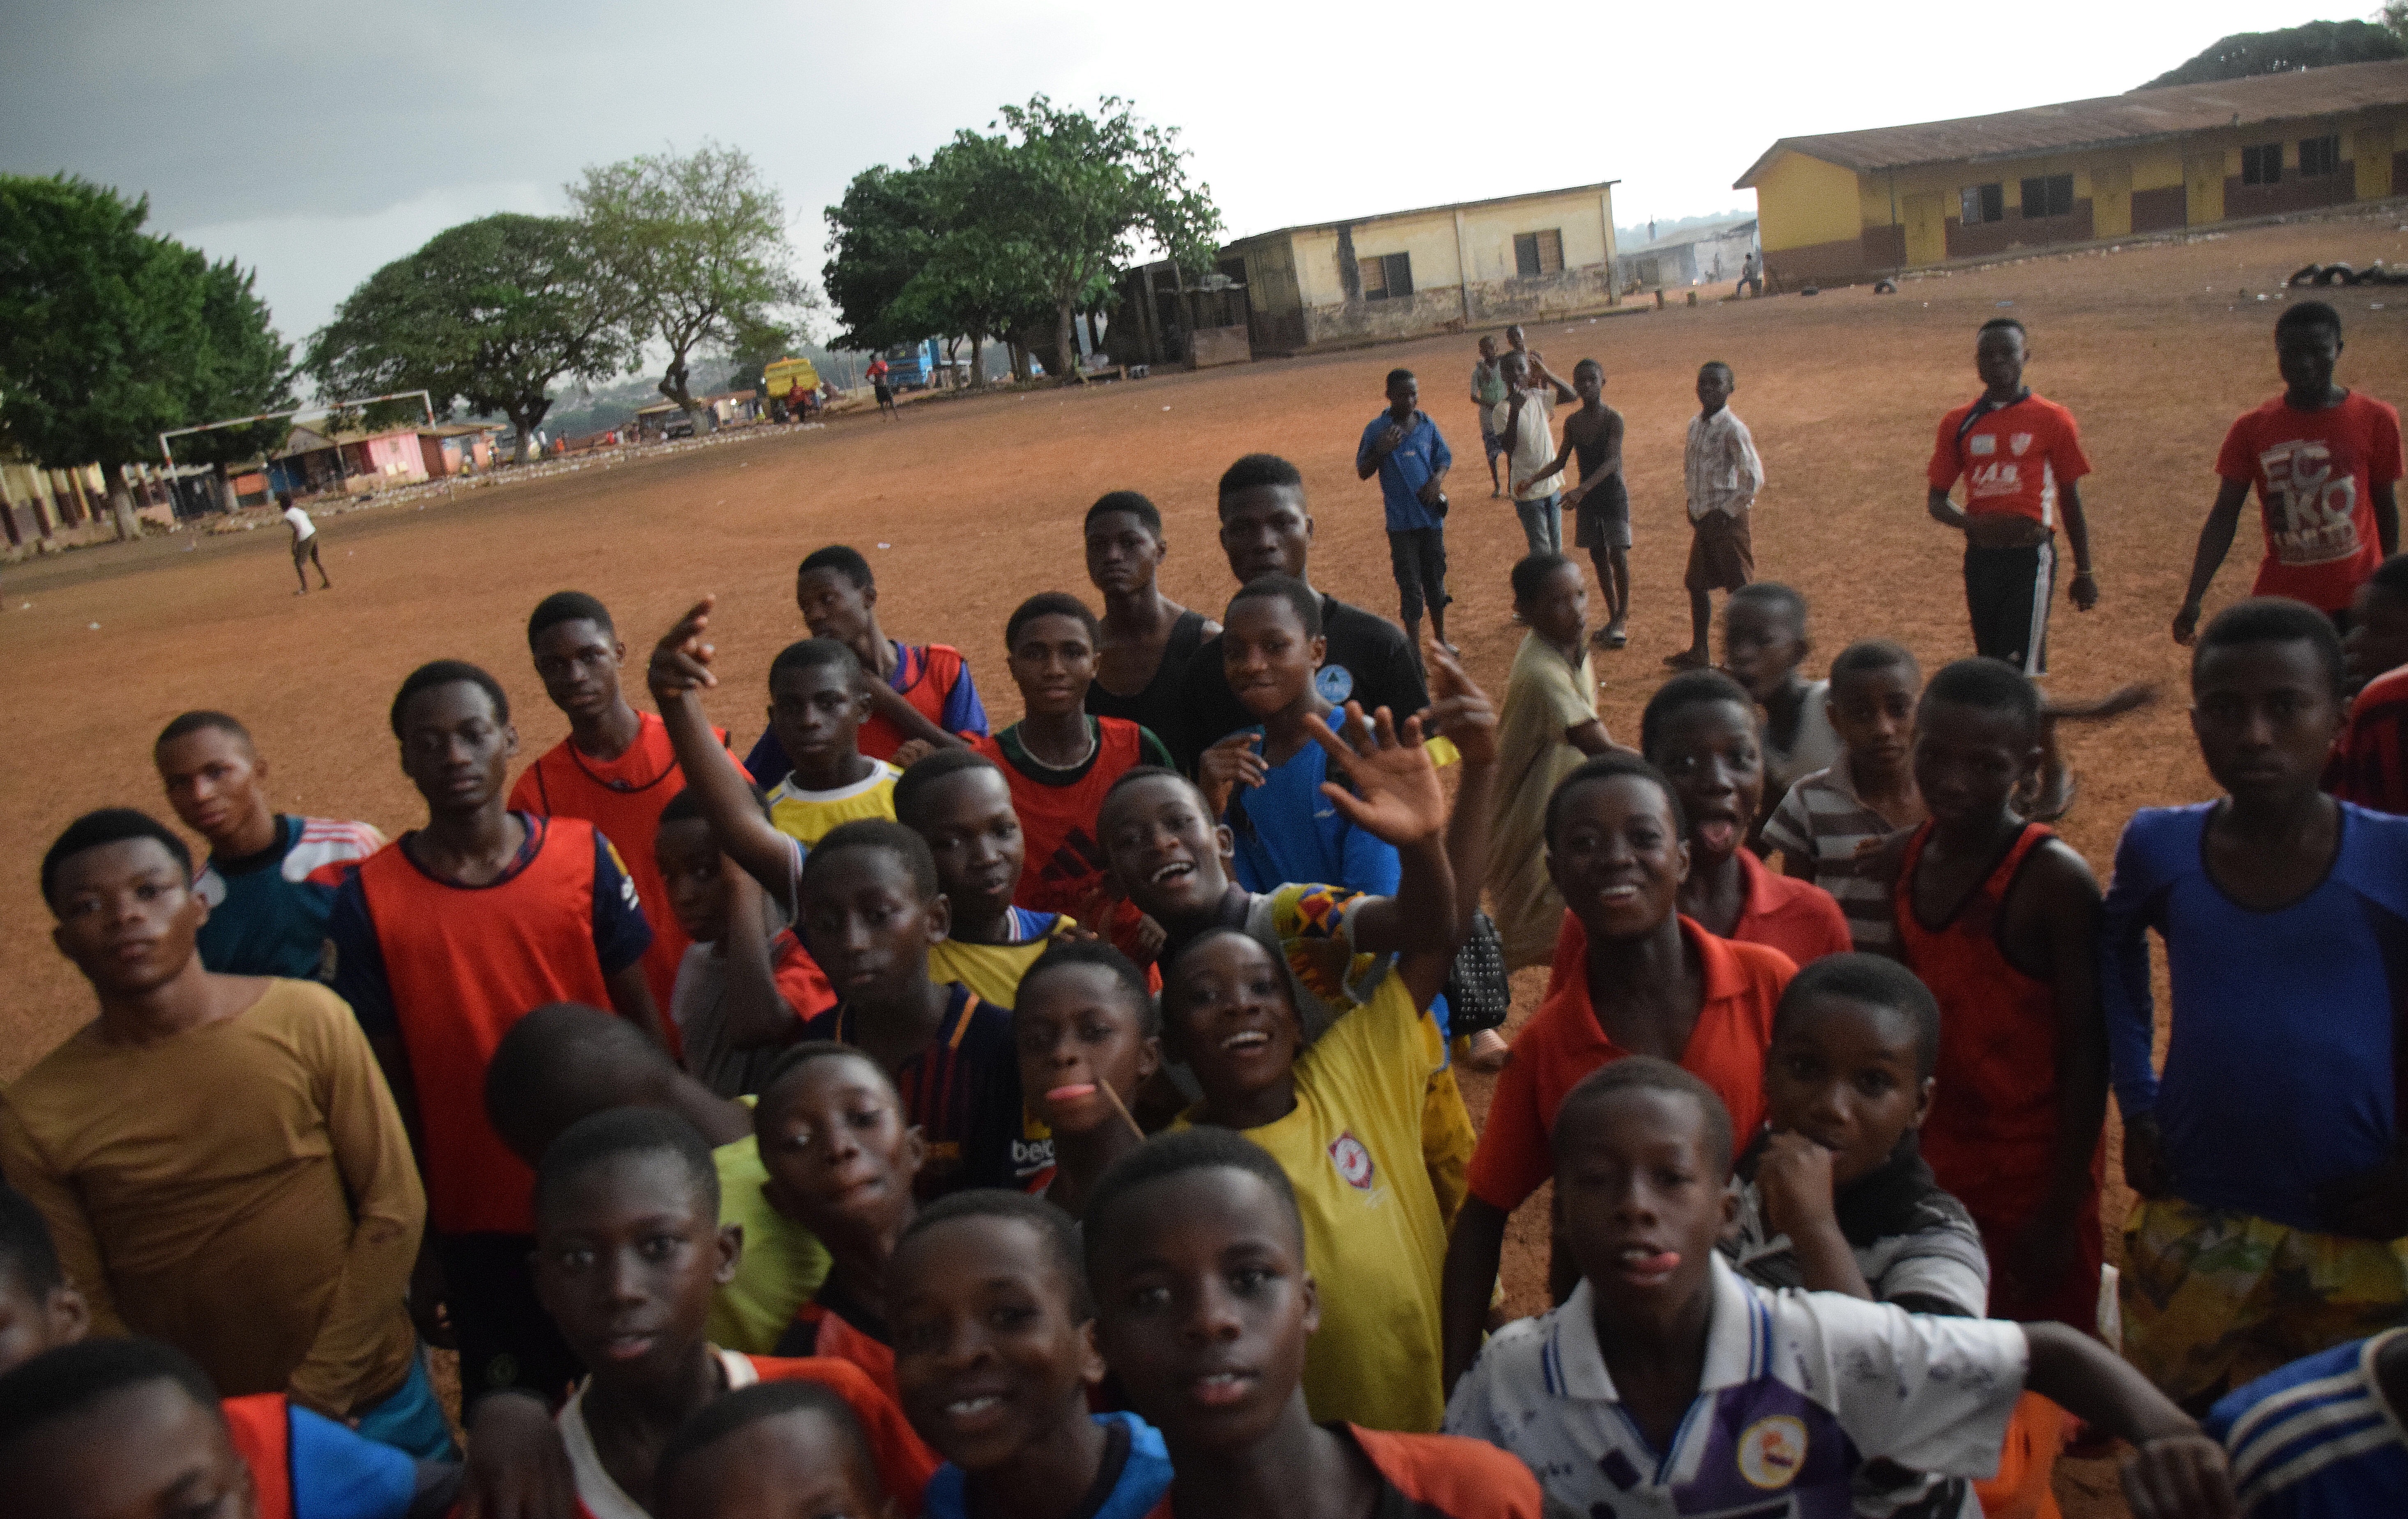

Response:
(1736, 59), (2408, 287)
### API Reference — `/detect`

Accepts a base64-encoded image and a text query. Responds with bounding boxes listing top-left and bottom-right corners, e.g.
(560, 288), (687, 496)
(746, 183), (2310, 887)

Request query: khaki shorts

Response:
(1683, 509), (1753, 591)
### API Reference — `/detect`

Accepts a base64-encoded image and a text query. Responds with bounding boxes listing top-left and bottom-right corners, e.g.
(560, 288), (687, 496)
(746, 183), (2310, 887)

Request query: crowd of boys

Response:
(5, 298), (2407, 1519)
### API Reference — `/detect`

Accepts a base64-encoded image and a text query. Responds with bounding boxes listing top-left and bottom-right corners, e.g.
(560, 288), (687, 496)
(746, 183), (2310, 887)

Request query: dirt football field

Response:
(7, 212), (2406, 1510)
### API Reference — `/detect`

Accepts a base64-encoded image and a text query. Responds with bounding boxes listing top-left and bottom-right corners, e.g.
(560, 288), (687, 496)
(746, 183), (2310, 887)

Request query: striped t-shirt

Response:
(2207, 1327), (2408, 1517)
(1762, 760), (1900, 954)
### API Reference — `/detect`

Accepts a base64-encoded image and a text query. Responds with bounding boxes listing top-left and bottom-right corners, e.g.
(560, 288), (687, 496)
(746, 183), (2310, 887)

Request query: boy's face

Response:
(1547, 775), (1687, 945)
(1499, 354), (1528, 391)
(796, 848), (948, 1007)
(659, 1408), (891, 1519)
(1166, 935), (1301, 1114)
(0, 1268), (90, 1377)
(768, 661), (869, 771)
(913, 769), (1024, 931)
(1386, 377), (1417, 414)
(398, 680), (517, 816)
(1574, 364), (1604, 404)
(796, 567), (876, 644)
(1974, 327), (2026, 392)
(2190, 639), (2343, 806)
(154, 726), (267, 847)
(1764, 995), (1931, 1188)
(2276, 323), (2341, 397)
(1222, 595), (1324, 720)
(1912, 699), (2036, 828)
(531, 617), (626, 725)
(1007, 612), (1097, 718)
(1084, 511), (1165, 600)
(1827, 663), (1919, 774)
(1695, 365), (1733, 414)
(1100, 775), (1234, 922)
(1091, 1167), (1316, 1454)
(1519, 560), (1588, 648)
(532, 1150), (739, 1383)
(2345, 584), (2408, 689)
(1505, 325), (1525, 350)
(1015, 964), (1161, 1139)
(654, 818), (734, 945)
(1478, 336), (1496, 360)
(49, 838), (205, 999)
(1720, 599), (1804, 701)
(1556, 1088), (1731, 1321)
(1653, 699), (1763, 867)
(757, 1054), (925, 1239)
(1217, 486), (1312, 584)
(892, 1214), (1103, 1472)
(8, 1379), (256, 1519)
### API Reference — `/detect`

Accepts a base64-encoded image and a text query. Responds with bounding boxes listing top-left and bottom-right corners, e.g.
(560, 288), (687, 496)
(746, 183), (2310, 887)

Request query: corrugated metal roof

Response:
(1735, 58), (2408, 188)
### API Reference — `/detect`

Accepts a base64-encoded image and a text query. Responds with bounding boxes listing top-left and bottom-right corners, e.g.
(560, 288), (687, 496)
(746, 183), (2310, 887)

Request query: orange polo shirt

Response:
(1543, 851), (1848, 998)
(1469, 915), (1791, 1212)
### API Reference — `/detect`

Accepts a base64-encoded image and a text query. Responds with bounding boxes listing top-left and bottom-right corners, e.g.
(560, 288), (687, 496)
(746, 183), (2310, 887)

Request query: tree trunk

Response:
(660, 353), (696, 413)
(968, 331), (985, 389)
(1055, 298), (1082, 385)
(104, 461), (140, 540)
(212, 463), (237, 514)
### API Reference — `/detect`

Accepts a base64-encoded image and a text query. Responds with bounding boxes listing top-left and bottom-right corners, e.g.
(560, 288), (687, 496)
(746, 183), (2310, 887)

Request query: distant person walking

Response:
(1470, 336), (1508, 497)
(867, 356), (897, 420)
(1357, 367), (1455, 658)
(1496, 351), (1576, 556)
(279, 493), (329, 595)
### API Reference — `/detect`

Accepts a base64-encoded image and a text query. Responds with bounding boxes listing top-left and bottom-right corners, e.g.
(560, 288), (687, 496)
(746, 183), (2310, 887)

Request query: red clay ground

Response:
(7, 212), (2406, 1512)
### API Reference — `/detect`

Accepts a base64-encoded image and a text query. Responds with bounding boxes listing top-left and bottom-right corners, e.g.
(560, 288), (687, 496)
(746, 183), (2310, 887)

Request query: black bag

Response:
(1443, 910), (1510, 1034)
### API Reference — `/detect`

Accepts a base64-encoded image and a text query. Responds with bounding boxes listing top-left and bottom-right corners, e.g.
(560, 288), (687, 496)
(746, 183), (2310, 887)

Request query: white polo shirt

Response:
(1443, 1254), (2027, 1518)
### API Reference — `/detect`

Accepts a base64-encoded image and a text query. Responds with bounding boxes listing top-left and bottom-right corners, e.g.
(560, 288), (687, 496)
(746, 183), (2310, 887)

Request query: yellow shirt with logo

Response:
(928, 908), (1076, 1010)
(1177, 971), (1447, 1432)
(767, 761), (900, 848)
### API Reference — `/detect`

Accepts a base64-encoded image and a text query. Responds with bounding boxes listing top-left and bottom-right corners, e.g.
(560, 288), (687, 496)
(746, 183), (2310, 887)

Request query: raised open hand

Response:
(1306, 701), (1446, 847)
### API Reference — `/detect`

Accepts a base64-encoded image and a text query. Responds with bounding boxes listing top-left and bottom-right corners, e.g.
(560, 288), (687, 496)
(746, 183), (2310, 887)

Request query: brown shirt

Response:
(0, 979), (423, 1415)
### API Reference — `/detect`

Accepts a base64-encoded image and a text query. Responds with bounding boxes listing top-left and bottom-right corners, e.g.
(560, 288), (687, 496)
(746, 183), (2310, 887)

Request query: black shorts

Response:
(1964, 539), (2054, 675)
(1388, 527), (1448, 624)
(873, 383), (895, 404)
(434, 1231), (582, 1415)
(1575, 475), (1631, 550)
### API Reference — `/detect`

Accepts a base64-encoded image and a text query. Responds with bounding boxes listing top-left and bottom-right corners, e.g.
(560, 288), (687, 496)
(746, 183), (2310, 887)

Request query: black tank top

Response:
(1085, 609), (1206, 747)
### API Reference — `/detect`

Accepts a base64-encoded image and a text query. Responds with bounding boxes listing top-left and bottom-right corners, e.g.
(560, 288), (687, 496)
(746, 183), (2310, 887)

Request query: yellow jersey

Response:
(767, 761), (900, 848)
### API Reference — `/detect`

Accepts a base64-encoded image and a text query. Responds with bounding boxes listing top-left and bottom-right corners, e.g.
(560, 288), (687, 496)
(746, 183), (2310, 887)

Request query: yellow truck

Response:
(762, 357), (823, 419)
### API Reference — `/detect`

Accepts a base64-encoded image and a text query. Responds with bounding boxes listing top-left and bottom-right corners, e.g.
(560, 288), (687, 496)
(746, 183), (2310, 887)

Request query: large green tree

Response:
(572, 142), (806, 412)
(0, 174), (292, 534)
(306, 212), (630, 462)
(822, 162), (942, 354)
(2143, 18), (2403, 87)
(891, 133), (1052, 387)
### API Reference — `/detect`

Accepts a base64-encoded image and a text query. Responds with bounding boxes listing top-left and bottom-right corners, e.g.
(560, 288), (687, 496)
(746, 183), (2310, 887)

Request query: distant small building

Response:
(1616, 217), (1760, 291)
(1737, 59), (2408, 287)
(1221, 180), (1621, 355)
(267, 421), (500, 498)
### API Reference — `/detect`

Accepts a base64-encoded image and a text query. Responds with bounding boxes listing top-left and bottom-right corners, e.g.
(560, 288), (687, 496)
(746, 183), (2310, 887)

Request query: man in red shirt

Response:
(511, 591), (744, 1027)
(2175, 300), (2403, 642)
(1926, 317), (2099, 676)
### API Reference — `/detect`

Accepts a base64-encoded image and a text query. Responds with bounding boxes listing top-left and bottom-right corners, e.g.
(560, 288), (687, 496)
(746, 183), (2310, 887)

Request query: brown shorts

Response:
(1684, 510), (1754, 592)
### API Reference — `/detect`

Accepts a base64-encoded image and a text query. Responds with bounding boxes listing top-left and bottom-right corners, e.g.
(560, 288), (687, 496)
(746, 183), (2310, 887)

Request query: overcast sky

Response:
(0, 1), (2368, 352)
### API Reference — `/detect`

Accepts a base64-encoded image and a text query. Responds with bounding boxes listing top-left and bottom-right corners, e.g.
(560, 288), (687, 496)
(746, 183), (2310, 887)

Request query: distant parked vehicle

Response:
(661, 412), (697, 440)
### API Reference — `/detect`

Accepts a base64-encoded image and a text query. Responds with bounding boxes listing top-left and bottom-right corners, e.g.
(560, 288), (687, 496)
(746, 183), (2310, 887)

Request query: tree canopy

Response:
(304, 212), (631, 461)
(2143, 18), (2403, 87)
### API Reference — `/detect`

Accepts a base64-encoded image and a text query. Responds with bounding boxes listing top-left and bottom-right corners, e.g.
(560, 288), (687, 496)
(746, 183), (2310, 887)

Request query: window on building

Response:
(1358, 252), (1413, 301)
(1961, 183), (2005, 224)
(2019, 174), (2074, 219)
(2242, 143), (2282, 185)
(2299, 134), (2341, 178)
(1513, 229), (1565, 277)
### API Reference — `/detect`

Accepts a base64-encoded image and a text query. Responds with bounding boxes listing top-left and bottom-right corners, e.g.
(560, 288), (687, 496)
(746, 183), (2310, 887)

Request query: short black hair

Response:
(1510, 552), (1577, 605)
(1553, 1056), (1735, 1178)
(2368, 552), (2408, 601)
(0, 1185), (65, 1297)
(1097, 766), (1211, 839)
(1828, 639), (1920, 693)
(1225, 573), (1322, 638)
(1572, 357), (1602, 379)
(1639, 669), (1756, 761)
(1084, 1128), (1303, 1286)
(658, 780), (771, 829)
(1017, 937), (1159, 1037)
(41, 808), (191, 909)
(1776, 953), (1942, 1080)
(484, 1003), (674, 1165)
(768, 637), (863, 691)
(755, 1041), (896, 1144)
(893, 750), (1007, 832)
(1544, 753), (1685, 847)
(1384, 368), (1415, 389)
(1977, 316), (2026, 341)
(527, 591), (614, 647)
(0, 1338), (220, 1464)
(1728, 580), (1807, 631)
(798, 545), (875, 589)
(2274, 299), (2342, 342)
(1084, 491), (1162, 536)
(2192, 596), (2346, 699)
(899, 1189), (1096, 1320)
(802, 818), (940, 903)
(389, 658), (509, 738)
(1006, 591), (1100, 651)
(656, 1379), (878, 1506)
(1217, 453), (1303, 502)
(1699, 359), (1734, 381)
(154, 709), (250, 750)
(533, 1106), (719, 1225)
(1919, 657), (2043, 744)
